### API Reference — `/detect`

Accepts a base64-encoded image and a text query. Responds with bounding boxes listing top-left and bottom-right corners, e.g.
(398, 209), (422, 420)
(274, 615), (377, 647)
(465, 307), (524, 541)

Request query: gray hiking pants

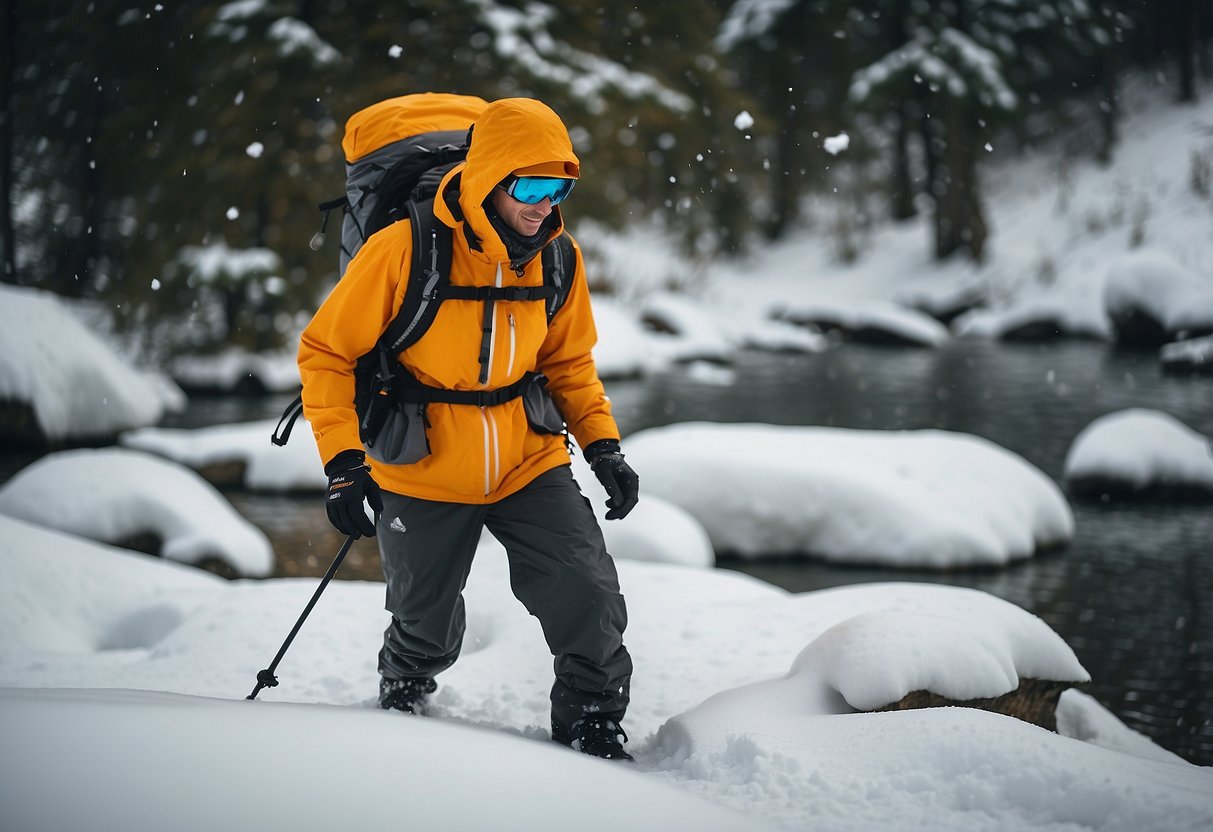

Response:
(375, 465), (632, 729)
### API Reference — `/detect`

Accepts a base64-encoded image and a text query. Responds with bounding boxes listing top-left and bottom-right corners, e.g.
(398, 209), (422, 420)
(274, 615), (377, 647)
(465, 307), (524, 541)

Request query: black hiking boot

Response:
(379, 676), (437, 714)
(554, 716), (634, 761)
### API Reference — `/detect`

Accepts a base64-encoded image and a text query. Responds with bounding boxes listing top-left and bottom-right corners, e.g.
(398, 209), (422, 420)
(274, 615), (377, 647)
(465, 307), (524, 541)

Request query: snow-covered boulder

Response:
(640, 292), (735, 364)
(900, 282), (987, 326)
(122, 419), (326, 492)
(591, 297), (658, 378)
(1103, 250), (1213, 346)
(1064, 409), (1213, 501)
(624, 422), (1074, 567)
(0, 448), (274, 576)
(734, 317), (829, 353)
(953, 301), (1112, 341)
(796, 588), (1088, 730)
(661, 584), (1087, 730)
(120, 422), (712, 568)
(169, 347), (301, 394)
(772, 300), (950, 347)
(1161, 335), (1213, 375)
(0, 284), (180, 443)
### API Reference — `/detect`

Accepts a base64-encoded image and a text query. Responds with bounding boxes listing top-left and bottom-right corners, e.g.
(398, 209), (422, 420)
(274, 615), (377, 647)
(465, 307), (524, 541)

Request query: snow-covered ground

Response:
(2, 515), (1208, 832)
(579, 81), (1213, 362)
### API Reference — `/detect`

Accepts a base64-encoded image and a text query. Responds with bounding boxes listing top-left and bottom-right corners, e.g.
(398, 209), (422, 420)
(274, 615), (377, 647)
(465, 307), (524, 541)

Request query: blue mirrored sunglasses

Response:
(503, 176), (576, 205)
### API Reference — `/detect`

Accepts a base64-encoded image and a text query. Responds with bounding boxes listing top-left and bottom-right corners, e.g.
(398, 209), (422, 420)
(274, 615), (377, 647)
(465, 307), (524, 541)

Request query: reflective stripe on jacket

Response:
(298, 98), (620, 503)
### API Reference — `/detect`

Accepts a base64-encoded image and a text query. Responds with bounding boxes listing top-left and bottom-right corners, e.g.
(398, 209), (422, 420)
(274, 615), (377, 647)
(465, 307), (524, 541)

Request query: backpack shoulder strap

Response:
(378, 198), (452, 355)
(542, 232), (576, 321)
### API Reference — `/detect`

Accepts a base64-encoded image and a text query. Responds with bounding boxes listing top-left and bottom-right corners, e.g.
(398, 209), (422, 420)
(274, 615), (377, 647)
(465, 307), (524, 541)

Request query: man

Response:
(297, 98), (639, 761)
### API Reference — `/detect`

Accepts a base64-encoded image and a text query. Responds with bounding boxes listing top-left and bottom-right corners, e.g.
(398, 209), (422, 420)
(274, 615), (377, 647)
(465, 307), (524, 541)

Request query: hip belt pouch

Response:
(365, 401), (431, 465)
(357, 350), (431, 465)
(522, 374), (566, 435)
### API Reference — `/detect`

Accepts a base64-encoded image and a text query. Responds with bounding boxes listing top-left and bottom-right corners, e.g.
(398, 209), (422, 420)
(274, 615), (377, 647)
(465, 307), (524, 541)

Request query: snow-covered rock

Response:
(772, 300), (950, 347)
(659, 583), (1087, 722)
(1103, 250), (1213, 345)
(0, 448), (274, 576)
(1064, 409), (1213, 500)
(640, 292), (735, 364)
(122, 419), (326, 492)
(953, 300), (1112, 341)
(1161, 335), (1213, 374)
(121, 421), (712, 568)
(169, 347), (301, 393)
(0, 284), (178, 443)
(734, 317), (829, 353)
(792, 587), (1088, 714)
(624, 422), (1074, 567)
(591, 297), (658, 378)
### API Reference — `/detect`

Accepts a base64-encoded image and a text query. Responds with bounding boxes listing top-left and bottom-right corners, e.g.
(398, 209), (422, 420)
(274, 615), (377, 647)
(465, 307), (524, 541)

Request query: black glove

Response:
(324, 449), (383, 538)
(584, 439), (639, 521)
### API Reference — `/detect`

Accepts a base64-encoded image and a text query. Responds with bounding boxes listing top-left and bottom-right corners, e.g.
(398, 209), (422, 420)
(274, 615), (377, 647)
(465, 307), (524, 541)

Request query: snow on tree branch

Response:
(465, 0), (693, 114)
(850, 26), (1017, 111)
(715, 0), (797, 52)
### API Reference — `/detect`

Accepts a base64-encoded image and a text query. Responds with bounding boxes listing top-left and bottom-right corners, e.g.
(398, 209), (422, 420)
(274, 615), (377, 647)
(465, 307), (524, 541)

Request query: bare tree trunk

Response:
(1096, 1), (1121, 165)
(888, 0), (916, 220)
(0, 0), (16, 283)
(1177, 0), (1198, 102)
(933, 95), (987, 262)
(768, 115), (799, 239)
(78, 86), (104, 297)
(891, 102), (917, 220)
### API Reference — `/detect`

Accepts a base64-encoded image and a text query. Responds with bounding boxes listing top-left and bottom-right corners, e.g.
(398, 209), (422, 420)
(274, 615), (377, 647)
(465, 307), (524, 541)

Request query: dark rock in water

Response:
(195, 459), (249, 489)
(1067, 476), (1213, 504)
(1108, 307), (1173, 347)
(848, 325), (935, 347)
(999, 317), (1068, 343)
(772, 308), (939, 348)
(172, 372), (271, 397)
(871, 677), (1083, 732)
(1161, 337), (1213, 375)
(0, 399), (47, 446)
(906, 286), (987, 327)
(113, 533), (240, 579)
(114, 532), (164, 557)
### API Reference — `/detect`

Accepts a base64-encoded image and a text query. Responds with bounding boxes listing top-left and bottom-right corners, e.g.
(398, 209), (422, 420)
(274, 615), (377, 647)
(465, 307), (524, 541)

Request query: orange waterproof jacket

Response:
(298, 98), (620, 503)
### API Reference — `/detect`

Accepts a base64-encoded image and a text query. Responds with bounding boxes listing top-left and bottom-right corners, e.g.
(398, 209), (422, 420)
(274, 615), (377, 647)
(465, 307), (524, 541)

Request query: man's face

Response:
(490, 186), (553, 237)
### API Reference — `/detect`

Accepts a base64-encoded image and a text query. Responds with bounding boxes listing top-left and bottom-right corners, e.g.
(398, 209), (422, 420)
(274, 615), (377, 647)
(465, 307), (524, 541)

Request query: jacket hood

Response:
(434, 98), (579, 261)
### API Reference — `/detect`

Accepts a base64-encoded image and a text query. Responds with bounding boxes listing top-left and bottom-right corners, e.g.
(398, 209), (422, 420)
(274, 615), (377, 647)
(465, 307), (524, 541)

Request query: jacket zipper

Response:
(480, 263), (504, 387)
(479, 264), (508, 494)
(506, 313), (516, 377)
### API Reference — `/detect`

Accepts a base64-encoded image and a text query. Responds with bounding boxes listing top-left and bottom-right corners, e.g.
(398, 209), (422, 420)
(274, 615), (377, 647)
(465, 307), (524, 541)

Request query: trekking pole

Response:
(246, 533), (357, 701)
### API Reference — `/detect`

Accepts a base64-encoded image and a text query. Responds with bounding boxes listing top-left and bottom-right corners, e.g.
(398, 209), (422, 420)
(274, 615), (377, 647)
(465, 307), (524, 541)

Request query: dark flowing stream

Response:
(6, 339), (1209, 764)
